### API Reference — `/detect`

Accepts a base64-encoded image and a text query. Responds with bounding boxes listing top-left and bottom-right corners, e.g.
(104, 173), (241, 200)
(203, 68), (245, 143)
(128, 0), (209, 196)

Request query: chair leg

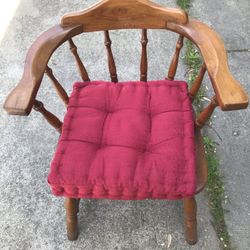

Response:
(183, 196), (197, 245)
(64, 198), (80, 241)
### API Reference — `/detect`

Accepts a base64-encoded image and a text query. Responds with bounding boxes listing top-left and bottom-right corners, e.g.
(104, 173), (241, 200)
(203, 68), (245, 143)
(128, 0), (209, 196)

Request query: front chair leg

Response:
(183, 196), (197, 245)
(64, 198), (80, 241)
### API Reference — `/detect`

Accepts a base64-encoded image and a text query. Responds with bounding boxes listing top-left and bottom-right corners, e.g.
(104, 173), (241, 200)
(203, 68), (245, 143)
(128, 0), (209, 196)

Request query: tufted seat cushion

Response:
(48, 80), (196, 200)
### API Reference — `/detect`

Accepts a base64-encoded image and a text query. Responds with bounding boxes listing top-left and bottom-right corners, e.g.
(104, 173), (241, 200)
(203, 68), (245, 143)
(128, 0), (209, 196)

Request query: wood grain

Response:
(4, 25), (82, 116)
(167, 20), (248, 110)
(4, 1), (246, 245)
(4, 2), (248, 115)
(61, 0), (188, 30)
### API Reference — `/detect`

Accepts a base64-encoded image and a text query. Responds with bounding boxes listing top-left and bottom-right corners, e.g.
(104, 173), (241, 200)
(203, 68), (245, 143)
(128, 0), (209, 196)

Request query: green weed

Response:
(176, 1), (234, 249)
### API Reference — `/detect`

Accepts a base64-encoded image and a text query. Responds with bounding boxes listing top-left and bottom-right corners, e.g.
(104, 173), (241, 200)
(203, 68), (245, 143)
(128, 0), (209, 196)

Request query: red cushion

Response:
(48, 80), (196, 200)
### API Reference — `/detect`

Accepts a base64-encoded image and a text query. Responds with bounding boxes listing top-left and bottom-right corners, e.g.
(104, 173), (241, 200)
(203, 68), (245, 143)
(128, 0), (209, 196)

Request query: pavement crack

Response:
(227, 49), (250, 53)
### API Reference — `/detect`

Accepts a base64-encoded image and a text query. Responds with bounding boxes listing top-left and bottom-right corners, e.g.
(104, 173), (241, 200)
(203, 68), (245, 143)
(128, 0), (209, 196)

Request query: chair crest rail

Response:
(61, 0), (188, 31)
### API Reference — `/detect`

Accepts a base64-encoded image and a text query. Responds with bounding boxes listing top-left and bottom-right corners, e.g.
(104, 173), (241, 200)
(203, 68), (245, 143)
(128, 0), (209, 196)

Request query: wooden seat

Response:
(3, 0), (248, 245)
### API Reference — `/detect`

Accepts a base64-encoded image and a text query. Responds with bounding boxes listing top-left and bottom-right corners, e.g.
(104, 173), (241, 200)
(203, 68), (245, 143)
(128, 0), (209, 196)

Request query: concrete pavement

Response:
(191, 1), (250, 249)
(1, 0), (248, 249)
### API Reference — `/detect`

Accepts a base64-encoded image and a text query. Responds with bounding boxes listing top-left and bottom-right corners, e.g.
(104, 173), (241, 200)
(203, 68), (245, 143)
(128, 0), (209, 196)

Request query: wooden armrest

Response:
(4, 24), (83, 116)
(167, 19), (248, 111)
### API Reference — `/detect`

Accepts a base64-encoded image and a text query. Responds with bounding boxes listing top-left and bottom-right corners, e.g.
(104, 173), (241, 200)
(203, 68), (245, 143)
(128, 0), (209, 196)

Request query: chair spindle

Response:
(196, 96), (218, 128)
(140, 29), (148, 82)
(68, 38), (90, 82)
(45, 66), (69, 106)
(189, 63), (207, 102)
(104, 31), (118, 83)
(33, 100), (62, 133)
(166, 35), (184, 80)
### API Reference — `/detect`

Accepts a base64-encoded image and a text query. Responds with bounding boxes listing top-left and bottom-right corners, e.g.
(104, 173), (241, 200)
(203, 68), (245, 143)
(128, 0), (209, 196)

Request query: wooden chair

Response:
(3, 0), (248, 245)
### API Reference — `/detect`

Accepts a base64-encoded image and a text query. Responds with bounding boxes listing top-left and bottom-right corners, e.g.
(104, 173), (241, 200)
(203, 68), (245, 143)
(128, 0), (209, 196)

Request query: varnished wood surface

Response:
(61, 0), (188, 30)
(4, 17), (248, 115)
(104, 31), (118, 83)
(167, 20), (248, 110)
(196, 96), (218, 128)
(68, 38), (90, 82)
(189, 63), (206, 101)
(167, 35), (184, 80)
(33, 100), (62, 133)
(45, 66), (69, 106)
(3, 25), (83, 116)
(183, 197), (197, 245)
(4, 4), (248, 115)
(140, 29), (148, 82)
(64, 198), (79, 241)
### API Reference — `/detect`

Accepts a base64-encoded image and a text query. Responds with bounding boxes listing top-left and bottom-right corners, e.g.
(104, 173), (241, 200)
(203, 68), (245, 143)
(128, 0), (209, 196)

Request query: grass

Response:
(204, 137), (232, 249)
(176, 0), (191, 12)
(184, 40), (206, 113)
(176, 1), (234, 249)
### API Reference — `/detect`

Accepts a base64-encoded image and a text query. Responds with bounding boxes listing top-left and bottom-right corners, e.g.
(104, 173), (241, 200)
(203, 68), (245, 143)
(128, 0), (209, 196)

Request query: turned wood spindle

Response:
(104, 30), (118, 83)
(166, 35), (184, 80)
(189, 63), (207, 102)
(68, 38), (90, 82)
(183, 197), (197, 245)
(196, 96), (218, 128)
(45, 66), (69, 106)
(64, 198), (79, 241)
(33, 100), (62, 133)
(140, 29), (148, 82)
